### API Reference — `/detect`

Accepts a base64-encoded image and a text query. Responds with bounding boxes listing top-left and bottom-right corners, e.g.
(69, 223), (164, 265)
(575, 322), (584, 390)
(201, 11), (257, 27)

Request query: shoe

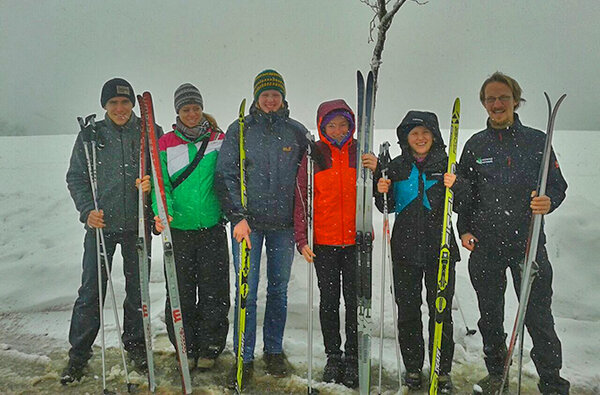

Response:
(438, 375), (454, 394)
(538, 374), (570, 394)
(196, 357), (216, 371)
(403, 371), (422, 390)
(264, 352), (289, 377)
(128, 348), (148, 371)
(60, 359), (85, 385)
(322, 354), (343, 383)
(195, 345), (219, 371)
(341, 356), (358, 389)
(228, 361), (254, 390)
(473, 374), (508, 394)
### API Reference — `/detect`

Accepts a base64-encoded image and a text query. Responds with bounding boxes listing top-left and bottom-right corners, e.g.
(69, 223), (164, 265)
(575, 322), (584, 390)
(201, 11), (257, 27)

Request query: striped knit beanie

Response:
(174, 83), (204, 113)
(253, 69), (286, 101)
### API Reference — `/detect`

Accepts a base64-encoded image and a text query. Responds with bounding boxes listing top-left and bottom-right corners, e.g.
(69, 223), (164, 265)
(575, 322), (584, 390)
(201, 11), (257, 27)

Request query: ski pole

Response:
(306, 135), (318, 395)
(79, 115), (108, 392)
(91, 125), (132, 393)
(377, 141), (402, 391)
(453, 294), (476, 336)
(376, 142), (389, 394)
(81, 115), (132, 393)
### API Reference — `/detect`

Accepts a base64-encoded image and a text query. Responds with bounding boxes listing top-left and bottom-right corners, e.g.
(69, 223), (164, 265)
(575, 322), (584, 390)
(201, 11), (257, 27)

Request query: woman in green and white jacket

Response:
(153, 83), (229, 370)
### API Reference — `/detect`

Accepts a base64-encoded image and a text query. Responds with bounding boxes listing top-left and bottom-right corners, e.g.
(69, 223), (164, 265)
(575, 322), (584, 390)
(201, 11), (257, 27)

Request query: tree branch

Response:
(361, 0), (427, 104)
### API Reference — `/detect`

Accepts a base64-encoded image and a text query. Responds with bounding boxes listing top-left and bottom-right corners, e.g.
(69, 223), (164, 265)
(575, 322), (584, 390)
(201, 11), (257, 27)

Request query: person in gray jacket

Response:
(61, 78), (158, 384)
(215, 69), (308, 386)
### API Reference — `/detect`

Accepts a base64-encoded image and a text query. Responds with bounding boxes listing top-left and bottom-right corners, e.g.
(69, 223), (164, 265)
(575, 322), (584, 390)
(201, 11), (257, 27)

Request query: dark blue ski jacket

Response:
(456, 113), (567, 250)
(215, 102), (308, 230)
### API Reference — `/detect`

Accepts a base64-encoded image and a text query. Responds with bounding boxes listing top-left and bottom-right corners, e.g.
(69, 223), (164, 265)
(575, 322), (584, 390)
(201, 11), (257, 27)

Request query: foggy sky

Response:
(1, 0), (599, 136)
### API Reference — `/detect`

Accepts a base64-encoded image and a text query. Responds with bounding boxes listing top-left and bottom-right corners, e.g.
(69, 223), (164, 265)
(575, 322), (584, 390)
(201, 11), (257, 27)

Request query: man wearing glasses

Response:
(456, 72), (570, 394)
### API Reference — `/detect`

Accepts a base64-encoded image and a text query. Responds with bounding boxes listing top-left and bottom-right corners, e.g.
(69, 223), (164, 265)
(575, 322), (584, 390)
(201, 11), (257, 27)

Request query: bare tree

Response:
(361, 0), (427, 98)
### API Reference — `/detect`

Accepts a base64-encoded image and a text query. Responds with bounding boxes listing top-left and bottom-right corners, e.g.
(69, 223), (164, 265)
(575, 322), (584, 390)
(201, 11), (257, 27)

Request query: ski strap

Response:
(171, 137), (210, 190)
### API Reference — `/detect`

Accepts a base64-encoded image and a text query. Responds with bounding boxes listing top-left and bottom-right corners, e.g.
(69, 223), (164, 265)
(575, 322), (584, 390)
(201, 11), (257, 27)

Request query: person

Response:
(152, 83), (229, 370)
(62, 78), (157, 383)
(374, 111), (461, 393)
(457, 72), (569, 394)
(215, 69), (309, 387)
(294, 99), (377, 388)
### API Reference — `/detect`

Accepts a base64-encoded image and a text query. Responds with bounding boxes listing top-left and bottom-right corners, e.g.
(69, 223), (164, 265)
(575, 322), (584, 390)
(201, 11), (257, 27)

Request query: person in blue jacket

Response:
(375, 111), (461, 393)
(458, 72), (569, 394)
(215, 69), (308, 387)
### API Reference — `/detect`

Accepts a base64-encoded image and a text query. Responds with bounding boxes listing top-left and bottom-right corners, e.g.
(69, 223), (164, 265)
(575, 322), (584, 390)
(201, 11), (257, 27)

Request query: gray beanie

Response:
(174, 83), (203, 113)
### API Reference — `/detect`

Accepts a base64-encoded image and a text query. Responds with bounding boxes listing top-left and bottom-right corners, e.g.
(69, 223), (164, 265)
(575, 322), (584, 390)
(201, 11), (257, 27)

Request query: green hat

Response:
(253, 69), (286, 101)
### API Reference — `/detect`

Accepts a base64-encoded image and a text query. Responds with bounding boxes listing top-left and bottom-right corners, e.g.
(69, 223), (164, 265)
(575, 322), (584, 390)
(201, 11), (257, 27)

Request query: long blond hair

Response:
(203, 113), (220, 131)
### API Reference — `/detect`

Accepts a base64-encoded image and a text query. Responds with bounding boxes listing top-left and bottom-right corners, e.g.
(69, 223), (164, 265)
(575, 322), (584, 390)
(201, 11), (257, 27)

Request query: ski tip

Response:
(357, 70), (364, 83)
(453, 97), (461, 113)
(556, 93), (567, 107)
(239, 98), (247, 120)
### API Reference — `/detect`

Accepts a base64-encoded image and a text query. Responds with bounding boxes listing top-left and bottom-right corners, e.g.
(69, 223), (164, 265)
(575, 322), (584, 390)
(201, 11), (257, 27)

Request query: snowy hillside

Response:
(0, 130), (598, 394)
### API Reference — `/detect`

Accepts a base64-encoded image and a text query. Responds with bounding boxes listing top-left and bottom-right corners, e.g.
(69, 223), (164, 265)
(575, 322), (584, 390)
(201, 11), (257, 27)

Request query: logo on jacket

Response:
(476, 157), (494, 165)
(283, 146), (292, 152)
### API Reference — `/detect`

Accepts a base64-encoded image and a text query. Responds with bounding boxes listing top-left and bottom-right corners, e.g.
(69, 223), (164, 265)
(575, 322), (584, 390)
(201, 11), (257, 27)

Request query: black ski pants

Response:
(313, 245), (358, 359)
(393, 260), (455, 376)
(165, 225), (230, 359)
(68, 230), (145, 364)
(468, 242), (570, 393)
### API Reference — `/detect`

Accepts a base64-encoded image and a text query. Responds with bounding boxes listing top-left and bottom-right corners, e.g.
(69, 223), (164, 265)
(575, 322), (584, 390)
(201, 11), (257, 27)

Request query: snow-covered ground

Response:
(0, 129), (598, 394)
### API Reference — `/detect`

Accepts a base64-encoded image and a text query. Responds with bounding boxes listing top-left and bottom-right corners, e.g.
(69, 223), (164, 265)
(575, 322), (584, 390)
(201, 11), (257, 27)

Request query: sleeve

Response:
(293, 153), (309, 253)
(545, 147), (567, 213)
(214, 121), (246, 226)
(66, 133), (94, 225)
(450, 161), (471, 214)
(456, 141), (476, 237)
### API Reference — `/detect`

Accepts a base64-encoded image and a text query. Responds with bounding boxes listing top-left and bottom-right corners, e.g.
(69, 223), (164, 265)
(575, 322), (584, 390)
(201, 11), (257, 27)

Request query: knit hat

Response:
(253, 69), (286, 101)
(174, 83), (204, 113)
(101, 78), (135, 108)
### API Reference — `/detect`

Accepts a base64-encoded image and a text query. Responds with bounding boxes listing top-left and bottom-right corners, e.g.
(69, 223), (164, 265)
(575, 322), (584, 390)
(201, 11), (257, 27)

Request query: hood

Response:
(316, 99), (355, 148)
(396, 110), (445, 152)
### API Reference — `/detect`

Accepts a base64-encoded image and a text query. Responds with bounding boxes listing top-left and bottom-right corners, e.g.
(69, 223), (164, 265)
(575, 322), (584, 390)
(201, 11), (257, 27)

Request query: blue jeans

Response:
(231, 228), (294, 362)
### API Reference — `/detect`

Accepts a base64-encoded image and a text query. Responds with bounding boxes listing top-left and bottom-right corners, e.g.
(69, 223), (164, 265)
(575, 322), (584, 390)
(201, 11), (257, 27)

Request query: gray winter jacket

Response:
(215, 102), (308, 230)
(66, 113), (161, 233)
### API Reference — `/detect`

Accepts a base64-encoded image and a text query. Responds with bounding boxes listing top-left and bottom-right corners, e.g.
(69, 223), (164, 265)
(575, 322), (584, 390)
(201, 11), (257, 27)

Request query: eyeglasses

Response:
(484, 95), (513, 104)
